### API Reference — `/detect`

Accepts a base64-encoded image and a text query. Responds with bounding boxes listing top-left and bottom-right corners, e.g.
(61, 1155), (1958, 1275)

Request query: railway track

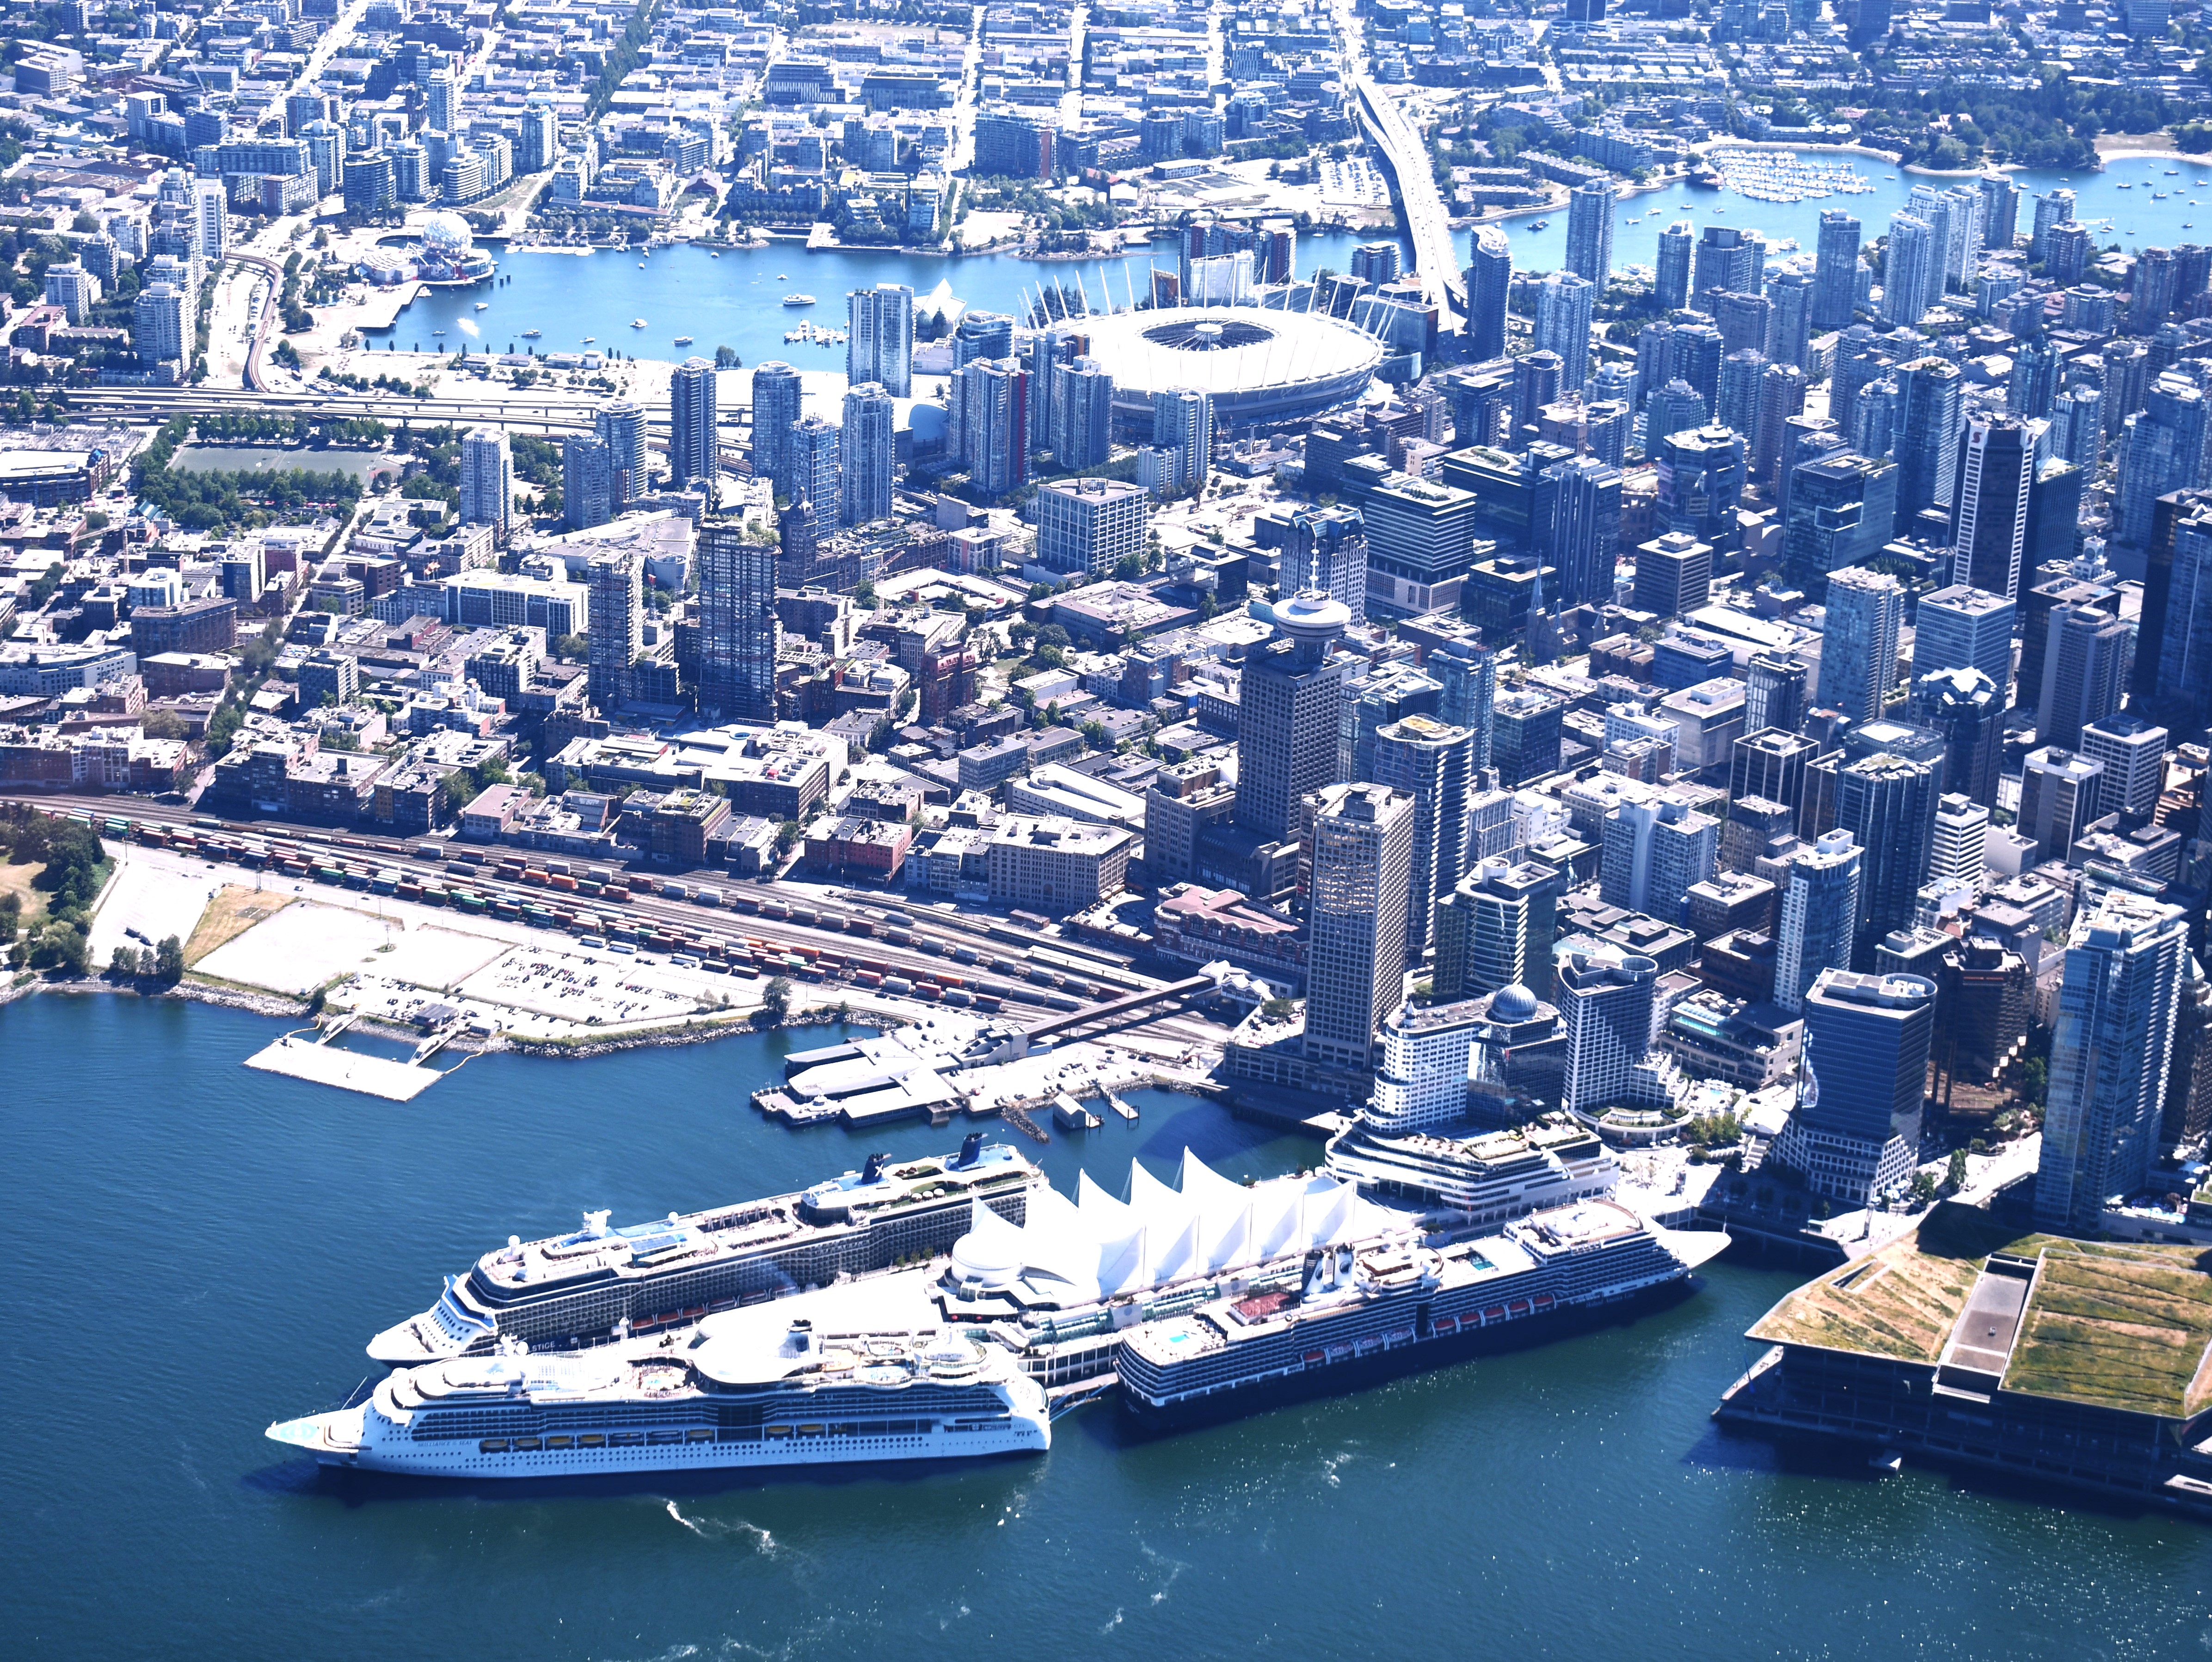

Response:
(2, 794), (1217, 1040)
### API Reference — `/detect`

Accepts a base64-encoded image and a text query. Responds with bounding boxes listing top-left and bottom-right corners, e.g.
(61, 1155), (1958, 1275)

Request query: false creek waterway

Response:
(358, 156), (2212, 368)
(4, 993), (2210, 1662)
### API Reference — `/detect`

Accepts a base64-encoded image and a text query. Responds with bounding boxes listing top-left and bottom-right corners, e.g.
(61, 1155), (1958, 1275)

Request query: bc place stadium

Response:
(1057, 304), (1388, 429)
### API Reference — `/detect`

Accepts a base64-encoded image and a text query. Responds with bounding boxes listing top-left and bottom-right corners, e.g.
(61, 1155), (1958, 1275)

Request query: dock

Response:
(1106, 1092), (1138, 1121)
(245, 1033), (445, 1101)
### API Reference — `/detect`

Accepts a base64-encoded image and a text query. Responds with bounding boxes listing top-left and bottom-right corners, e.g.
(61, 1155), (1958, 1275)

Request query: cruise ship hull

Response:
(1118, 1278), (1699, 1433)
(270, 1407), (1049, 1479)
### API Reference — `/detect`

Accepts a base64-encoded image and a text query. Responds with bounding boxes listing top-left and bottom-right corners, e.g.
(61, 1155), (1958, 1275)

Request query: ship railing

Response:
(333, 1375), (379, 1412)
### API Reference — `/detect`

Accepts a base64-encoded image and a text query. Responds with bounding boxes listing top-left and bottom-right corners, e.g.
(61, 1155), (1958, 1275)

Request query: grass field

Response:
(1749, 1205), (2028, 1363)
(0, 859), (50, 932)
(184, 886), (295, 966)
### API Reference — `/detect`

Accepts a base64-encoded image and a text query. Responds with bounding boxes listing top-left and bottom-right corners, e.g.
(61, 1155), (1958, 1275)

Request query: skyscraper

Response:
(1372, 714), (1475, 957)
(1978, 173), (2019, 248)
(1564, 179), (1614, 285)
(1744, 652), (1808, 736)
(2079, 712), (2170, 819)
(1780, 452), (1897, 595)
(2149, 492), (2212, 727)
(2112, 372), (2209, 560)
(845, 281), (914, 396)
(2031, 188), (2077, 261)
(1881, 213), (1935, 327)
(2007, 335), (2058, 419)
(1813, 566), (1902, 721)
(1152, 386), (1213, 486)
(595, 401), (647, 509)
(1770, 970), (1934, 1208)
(788, 413), (841, 538)
(1051, 356), (1114, 469)
(1910, 667), (2003, 807)
(2019, 745), (2106, 860)
(668, 356), (718, 493)
(1813, 211), (1862, 331)
(1767, 269), (1815, 370)
(838, 382), (895, 526)
(1655, 425), (1746, 554)
(959, 358), (1030, 497)
(1282, 504), (1368, 622)
(1557, 946), (1658, 1115)
(562, 435), (613, 532)
(458, 426), (510, 534)
(1465, 225), (1512, 362)
(1656, 220), (1694, 313)
(1776, 829), (1862, 1013)
(694, 515), (777, 722)
(2034, 891), (2190, 1235)
(1949, 413), (2034, 600)
(749, 361), (804, 494)
(1533, 272), (1595, 392)
(1715, 292), (1776, 361)
(1599, 795), (1718, 925)
(1434, 856), (1561, 1000)
(1914, 585), (2015, 693)
(586, 550), (641, 709)
(1235, 593), (1351, 843)
(1832, 749), (1943, 967)
(1632, 530), (1712, 619)
(2036, 603), (2130, 748)
(1644, 379), (1709, 448)
(1692, 225), (1759, 300)
(1546, 454), (1622, 607)
(1429, 630), (1496, 771)
(1304, 784), (1415, 1071)
(1929, 791), (1991, 887)
(1890, 357), (1962, 535)
(1716, 347), (1769, 440)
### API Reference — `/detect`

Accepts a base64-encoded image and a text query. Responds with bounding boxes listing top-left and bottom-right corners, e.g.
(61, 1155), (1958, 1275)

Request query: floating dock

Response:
(245, 1033), (445, 1101)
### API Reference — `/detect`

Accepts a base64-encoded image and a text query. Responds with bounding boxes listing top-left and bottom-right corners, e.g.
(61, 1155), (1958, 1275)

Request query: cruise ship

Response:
(270, 1316), (1048, 1478)
(368, 1137), (1041, 1365)
(1115, 1200), (1728, 1429)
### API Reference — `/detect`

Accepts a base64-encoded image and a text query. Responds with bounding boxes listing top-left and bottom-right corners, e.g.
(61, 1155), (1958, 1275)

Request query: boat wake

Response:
(664, 1499), (778, 1553)
(1138, 1540), (1189, 1606)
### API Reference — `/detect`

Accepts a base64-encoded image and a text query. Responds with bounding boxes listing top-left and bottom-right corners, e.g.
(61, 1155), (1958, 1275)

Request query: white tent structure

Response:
(946, 1151), (1407, 1306)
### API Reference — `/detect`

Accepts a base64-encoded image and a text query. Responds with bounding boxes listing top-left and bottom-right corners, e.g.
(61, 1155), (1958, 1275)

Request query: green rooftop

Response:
(1748, 1205), (2212, 1422)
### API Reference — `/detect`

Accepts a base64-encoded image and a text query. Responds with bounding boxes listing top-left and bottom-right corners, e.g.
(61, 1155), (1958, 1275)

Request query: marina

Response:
(1700, 148), (1878, 203)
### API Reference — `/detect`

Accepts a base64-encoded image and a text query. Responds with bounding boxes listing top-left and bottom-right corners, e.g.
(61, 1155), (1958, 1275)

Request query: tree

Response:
(1944, 1148), (1969, 1196)
(714, 344), (739, 368)
(154, 934), (185, 984)
(761, 975), (793, 1022)
(109, 944), (138, 979)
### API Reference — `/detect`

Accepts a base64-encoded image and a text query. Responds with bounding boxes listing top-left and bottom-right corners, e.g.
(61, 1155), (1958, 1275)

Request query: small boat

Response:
(673, 335), (694, 345)
(783, 294), (816, 306)
(777, 273), (787, 279)
(432, 329), (445, 336)
(1883, 174), (1895, 179)
(638, 262), (646, 268)
(583, 336), (595, 343)
(711, 251), (721, 258)
(1526, 220), (1548, 231)
(474, 301), (489, 311)
(522, 329), (541, 338)
(631, 318), (647, 328)
(1869, 1451), (1903, 1477)
(2118, 182), (2132, 189)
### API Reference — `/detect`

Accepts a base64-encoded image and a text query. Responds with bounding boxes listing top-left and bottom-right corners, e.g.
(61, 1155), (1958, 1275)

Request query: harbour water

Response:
(357, 157), (2212, 368)
(362, 228), (1381, 364)
(1486, 152), (2212, 277)
(5, 993), (2210, 1661)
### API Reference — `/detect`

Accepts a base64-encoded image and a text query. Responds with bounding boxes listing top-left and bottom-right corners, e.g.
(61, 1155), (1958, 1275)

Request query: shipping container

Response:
(693, 887), (722, 908)
(881, 975), (914, 995)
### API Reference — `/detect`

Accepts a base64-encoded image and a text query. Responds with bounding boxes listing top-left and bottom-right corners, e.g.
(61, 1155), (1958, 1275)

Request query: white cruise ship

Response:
(270, 1316), (1047, 1478)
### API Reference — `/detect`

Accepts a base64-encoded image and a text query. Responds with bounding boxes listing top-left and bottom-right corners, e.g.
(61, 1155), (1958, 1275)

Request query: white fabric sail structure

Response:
(947, 1152), (1404, 1304)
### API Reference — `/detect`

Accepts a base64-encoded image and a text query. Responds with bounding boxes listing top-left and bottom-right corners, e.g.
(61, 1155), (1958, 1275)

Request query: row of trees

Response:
(131, 416), (364, 532)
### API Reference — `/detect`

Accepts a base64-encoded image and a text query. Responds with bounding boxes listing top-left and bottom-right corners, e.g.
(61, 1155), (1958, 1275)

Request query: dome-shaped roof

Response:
(1490, 982), (1539, 1023)
(418, 210), (473, 253)
(947, 1223), (1023, 1290)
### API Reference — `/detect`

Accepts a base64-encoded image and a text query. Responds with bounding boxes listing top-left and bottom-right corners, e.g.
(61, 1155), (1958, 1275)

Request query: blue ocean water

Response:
(3, 993), (2209, 1662)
